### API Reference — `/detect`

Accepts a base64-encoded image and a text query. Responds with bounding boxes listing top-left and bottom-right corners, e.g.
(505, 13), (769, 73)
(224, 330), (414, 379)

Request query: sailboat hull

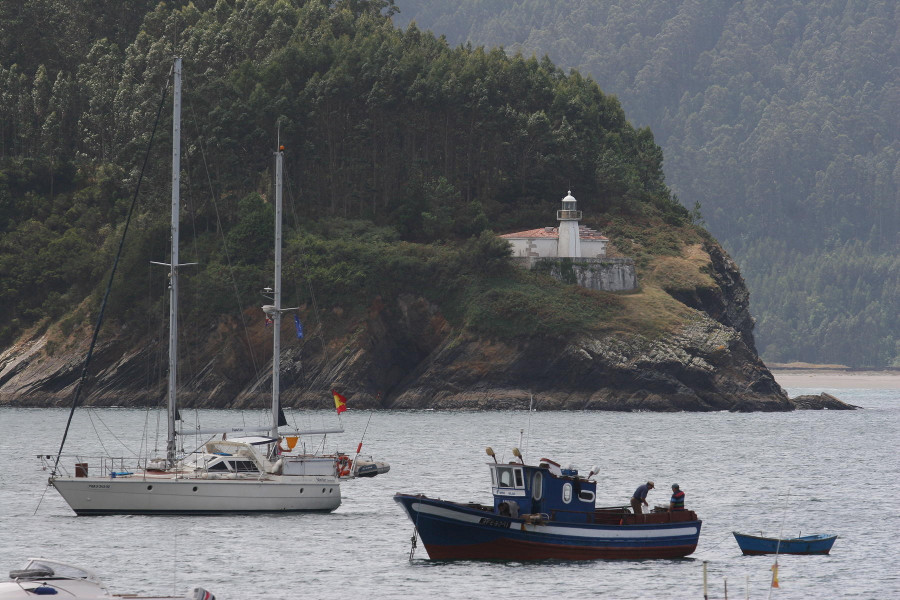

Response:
(51, 475), (341, 515)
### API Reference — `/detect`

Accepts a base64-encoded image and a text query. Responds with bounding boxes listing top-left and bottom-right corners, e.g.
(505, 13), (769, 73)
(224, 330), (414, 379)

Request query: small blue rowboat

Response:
(733, 532), (837, 555)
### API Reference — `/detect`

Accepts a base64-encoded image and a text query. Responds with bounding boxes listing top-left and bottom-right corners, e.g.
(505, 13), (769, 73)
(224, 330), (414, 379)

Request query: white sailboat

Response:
(48, 57), (342, 515)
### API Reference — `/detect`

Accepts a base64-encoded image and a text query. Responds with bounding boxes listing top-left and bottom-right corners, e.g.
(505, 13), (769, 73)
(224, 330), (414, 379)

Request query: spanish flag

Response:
(771, 562), (780, 588)
(332, 389), (347, 414)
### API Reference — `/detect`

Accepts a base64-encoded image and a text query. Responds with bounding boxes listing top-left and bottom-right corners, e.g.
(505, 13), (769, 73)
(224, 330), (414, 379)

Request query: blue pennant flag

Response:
(293, 314), (304, 339)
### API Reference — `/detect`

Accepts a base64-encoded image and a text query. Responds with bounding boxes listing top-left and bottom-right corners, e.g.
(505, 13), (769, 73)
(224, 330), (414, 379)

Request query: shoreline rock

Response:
(790, 392), (859, 410)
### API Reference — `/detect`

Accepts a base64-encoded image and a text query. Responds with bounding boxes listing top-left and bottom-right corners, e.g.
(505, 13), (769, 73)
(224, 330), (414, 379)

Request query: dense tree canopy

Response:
(0, 0), (694, 349)
(394, 0), (900, 367)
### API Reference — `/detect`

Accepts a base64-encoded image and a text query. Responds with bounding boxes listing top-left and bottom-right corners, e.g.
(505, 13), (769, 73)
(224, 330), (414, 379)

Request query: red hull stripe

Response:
(424, 538), (698, 560)
(741, 550), (830, 556)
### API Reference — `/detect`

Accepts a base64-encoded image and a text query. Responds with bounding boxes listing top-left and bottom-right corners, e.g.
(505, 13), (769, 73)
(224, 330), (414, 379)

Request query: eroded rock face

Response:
(664, 241), (756, 351)
(0, 244), (794, 412)
(384, 312), (789, 412)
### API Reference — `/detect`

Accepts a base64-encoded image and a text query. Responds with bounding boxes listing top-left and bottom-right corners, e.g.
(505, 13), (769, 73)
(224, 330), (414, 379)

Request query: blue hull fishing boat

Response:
(733, 532), (837, 555)
(395, 449), (702, 560)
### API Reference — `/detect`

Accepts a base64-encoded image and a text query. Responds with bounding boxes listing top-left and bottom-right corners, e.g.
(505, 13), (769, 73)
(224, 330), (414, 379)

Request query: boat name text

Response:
(479, 517), (511, 529)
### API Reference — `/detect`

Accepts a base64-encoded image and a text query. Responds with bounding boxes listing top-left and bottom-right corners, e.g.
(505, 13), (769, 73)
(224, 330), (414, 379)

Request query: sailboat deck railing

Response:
(40, 454), (143, 477)
(39, 454), (208, 478)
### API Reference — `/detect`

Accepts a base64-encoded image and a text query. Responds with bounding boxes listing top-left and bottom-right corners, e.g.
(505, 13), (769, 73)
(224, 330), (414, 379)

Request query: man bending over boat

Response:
(630, 481), (654, 520)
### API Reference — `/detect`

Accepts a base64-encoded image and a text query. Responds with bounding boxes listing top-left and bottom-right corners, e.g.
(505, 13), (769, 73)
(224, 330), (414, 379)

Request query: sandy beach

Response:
(771, 370), (900, 390)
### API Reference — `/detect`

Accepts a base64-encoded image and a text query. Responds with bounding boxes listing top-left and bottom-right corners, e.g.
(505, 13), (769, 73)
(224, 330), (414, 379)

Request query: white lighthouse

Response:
(499, 190), (633, 292)
(500, 190), (608, 259)
(557, 190), (582, 257)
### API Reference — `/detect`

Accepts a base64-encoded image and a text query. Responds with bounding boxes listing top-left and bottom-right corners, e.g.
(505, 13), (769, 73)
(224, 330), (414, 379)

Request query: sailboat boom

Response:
(178, 427), (346, 436)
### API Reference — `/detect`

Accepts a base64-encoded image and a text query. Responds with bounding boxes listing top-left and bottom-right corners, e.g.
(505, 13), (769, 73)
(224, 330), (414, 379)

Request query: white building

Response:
(500, 191), (608, 258)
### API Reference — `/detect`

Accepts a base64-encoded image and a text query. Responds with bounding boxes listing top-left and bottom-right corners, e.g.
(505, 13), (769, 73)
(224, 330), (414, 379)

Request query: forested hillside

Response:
(0, 0), (699, 362)
(393, 0), (900, 368)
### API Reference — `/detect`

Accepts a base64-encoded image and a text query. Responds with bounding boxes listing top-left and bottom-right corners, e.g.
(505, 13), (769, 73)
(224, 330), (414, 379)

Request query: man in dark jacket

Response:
(630, 481), (654, 520)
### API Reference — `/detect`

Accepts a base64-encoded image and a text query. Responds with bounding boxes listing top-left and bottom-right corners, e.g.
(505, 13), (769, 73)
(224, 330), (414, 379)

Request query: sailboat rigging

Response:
(46, 57), (342, 515)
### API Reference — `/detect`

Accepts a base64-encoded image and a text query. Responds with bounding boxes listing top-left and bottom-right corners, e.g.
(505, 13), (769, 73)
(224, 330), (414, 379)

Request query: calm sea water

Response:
(1, 384), (898, 599)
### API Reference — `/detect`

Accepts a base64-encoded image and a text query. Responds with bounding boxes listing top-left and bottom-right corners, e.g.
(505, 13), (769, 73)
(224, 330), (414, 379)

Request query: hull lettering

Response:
(479, 517), (511, 529)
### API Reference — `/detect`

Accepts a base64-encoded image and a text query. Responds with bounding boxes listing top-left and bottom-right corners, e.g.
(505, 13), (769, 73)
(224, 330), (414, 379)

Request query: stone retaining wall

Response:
(511, 257), (637, 292)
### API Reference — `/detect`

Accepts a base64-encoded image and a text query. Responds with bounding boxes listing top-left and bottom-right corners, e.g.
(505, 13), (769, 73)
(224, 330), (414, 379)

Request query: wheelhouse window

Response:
(208, 461), (229, 472)
(532, 472), (543, 500)
(495, 466), (524, 489)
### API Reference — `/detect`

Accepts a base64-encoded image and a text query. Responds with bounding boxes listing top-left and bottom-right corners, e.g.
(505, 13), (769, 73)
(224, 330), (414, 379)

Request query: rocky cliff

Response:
(0, 240), (838, 412)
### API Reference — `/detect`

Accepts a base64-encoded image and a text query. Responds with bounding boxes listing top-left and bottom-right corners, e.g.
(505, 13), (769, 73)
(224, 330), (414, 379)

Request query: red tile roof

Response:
(500, 225), (608, 241)
(500, 227), (559, 239)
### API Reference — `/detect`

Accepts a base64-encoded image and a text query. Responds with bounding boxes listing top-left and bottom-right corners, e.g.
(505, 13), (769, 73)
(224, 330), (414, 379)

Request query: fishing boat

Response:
(395, 448), (702, 560)
(1, 558), (214, 599)
(45, 58), (341, 515)
(733, 532), (837, 555)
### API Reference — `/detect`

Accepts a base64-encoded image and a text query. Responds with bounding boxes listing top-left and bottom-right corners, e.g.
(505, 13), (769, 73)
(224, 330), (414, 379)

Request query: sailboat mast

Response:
(167, 57), (182, 467)
(271, 144), (284, 437)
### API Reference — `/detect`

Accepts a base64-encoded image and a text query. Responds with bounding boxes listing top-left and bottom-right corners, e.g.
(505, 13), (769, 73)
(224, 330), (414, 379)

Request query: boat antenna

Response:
(352, 412), (374, 469)
(523, 392), (534, 458)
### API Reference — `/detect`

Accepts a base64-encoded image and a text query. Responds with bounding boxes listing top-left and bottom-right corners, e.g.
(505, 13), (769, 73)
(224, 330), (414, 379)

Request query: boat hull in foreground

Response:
(51, 476), (340, 515)
(733, 532), (837, 555)
(395, 494), (701, 560)
(2, 558), (214, 599)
